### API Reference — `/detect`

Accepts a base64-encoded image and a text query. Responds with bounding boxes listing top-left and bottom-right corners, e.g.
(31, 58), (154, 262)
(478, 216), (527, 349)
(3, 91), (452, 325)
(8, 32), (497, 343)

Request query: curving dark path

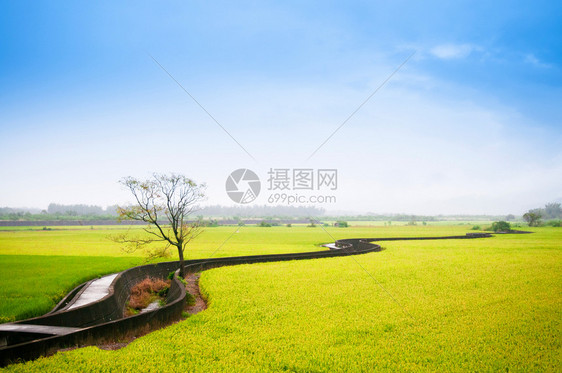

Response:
(0, 232), (493, 366)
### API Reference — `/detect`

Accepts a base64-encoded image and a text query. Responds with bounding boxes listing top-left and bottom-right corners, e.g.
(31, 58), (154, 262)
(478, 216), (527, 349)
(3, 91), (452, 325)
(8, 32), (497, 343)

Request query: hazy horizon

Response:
(2, 201), (559, 217)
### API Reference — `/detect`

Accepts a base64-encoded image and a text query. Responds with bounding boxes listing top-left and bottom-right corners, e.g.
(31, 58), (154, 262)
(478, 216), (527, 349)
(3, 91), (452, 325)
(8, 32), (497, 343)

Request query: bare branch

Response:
(116, 173), (206, 276)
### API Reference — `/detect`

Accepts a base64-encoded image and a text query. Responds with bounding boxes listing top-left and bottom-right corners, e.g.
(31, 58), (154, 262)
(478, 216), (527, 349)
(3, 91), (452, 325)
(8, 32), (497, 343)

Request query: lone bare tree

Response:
(115, 173), (206, 276)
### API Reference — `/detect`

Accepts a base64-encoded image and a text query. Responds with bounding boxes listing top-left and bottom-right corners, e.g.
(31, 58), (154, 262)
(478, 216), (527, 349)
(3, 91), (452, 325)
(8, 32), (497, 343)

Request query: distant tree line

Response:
(324, 214), (437, 222)
(199, 204), (326, 218)
(0, 204), (119, 221)
(0, 204), (326, 221)
(523, 202), (562, 227)
(0, 208), (38, 221)
(47, 203), (119, 216)
(4, 202), (559, 225)
(322, 214), (516, 222)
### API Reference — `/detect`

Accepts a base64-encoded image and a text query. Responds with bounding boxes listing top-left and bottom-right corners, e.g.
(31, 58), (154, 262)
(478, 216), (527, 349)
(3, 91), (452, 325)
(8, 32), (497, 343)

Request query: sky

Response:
(0, 0), (561, 215)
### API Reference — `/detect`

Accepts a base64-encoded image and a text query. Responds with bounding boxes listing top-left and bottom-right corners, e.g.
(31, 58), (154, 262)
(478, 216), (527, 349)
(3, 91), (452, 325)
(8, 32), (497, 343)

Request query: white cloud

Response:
(524, 53), (552, 68)
(430, 43), (476, 59)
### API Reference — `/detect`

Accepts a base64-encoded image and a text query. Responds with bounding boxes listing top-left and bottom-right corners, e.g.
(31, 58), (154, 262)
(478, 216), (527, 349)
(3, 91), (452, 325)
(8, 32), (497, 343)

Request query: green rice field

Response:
(1, 225), (560, 371)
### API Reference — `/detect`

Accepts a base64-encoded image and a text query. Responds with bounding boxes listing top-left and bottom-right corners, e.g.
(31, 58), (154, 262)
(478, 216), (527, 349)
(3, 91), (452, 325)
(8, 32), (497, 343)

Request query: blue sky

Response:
(1, 0), (561, 215)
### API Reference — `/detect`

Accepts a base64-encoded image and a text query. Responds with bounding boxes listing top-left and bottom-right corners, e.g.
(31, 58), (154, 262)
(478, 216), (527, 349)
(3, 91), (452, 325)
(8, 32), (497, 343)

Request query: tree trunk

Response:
(177, 244), (185, 277)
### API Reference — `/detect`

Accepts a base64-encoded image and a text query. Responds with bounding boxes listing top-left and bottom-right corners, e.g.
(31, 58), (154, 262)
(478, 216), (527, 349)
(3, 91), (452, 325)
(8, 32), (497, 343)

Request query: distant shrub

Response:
(200, 219), (219, 227)
(286, 223), (292, 227)
(490, 221), (511, 232)
(523, 211), (542, 227)
(258, 221), (272, 227)
(471, 225), (481, 230)
(547, 219), (561, 227)
(335, 221), (348, 228)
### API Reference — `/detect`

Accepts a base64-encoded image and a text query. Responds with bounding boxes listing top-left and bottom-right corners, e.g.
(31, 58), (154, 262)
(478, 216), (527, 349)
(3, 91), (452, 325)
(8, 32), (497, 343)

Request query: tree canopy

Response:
(523, 211), (542, 227)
